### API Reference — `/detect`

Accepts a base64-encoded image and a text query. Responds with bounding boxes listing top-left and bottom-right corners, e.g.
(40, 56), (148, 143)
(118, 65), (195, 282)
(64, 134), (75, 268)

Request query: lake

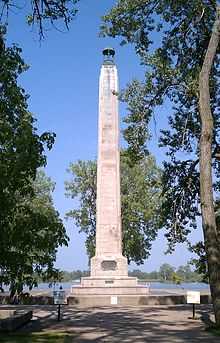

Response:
(33, 281), (210, 293)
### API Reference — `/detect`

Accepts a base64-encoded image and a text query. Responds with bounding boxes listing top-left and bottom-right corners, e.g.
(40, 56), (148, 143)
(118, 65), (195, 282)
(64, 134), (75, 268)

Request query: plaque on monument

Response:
(101, 260), (117, 271)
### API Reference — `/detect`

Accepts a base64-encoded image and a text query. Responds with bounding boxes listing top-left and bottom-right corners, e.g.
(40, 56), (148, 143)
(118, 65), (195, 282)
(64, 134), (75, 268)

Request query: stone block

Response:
(0, 310), (32, 332)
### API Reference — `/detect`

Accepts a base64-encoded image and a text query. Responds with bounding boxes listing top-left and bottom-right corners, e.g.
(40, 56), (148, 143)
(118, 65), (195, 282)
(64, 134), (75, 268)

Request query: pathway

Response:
(1, 304), (219, 342)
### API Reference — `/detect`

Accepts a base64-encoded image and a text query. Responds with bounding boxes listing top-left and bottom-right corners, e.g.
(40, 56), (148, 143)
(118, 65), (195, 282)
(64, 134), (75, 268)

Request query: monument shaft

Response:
(96, 62), (122, 256)
(90, 49), (128, 277)
(71, 49), (149, 300)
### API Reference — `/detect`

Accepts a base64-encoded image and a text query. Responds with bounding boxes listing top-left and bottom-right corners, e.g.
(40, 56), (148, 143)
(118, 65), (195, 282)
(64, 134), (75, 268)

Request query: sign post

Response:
(187, 291), (200, 320)
(53, 287), (66, 321)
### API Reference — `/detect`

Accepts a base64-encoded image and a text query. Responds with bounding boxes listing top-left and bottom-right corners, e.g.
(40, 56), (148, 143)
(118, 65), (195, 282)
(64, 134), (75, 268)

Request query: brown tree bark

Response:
(199, 6), (220, 327)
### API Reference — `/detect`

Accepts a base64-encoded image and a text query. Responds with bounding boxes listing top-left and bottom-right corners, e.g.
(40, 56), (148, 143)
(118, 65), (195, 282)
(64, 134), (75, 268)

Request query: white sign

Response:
(53, 290), (66, 305)
(187, 291), (200, 304)
(111, 296), (118, 305)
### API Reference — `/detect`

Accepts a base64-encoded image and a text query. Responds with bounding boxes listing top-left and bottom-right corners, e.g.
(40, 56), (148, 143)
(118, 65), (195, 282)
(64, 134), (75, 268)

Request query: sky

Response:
(5, 0), (204, 272)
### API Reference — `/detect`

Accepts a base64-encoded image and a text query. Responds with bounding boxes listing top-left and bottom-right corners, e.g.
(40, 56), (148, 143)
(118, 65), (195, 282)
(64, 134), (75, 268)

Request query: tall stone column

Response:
(70, 49), (149, 300)
(90, 48), (128, 277)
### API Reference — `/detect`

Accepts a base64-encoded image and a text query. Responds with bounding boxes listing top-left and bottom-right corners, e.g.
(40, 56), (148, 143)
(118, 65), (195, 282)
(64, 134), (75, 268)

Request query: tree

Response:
(176, 263), (201, 282)
(0, 0), (79, 38)
(65, 152), (162, 265)
(101, 0), (220, 325)
(171, 272), (182, 285)
(1, 170), (69, 296)
(159, 263), (175, 281)
(0, 31), (68, 296)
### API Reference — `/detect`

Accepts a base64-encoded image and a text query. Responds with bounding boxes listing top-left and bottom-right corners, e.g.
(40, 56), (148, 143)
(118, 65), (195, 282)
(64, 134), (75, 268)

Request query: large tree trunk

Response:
(199, 6), (220, 327)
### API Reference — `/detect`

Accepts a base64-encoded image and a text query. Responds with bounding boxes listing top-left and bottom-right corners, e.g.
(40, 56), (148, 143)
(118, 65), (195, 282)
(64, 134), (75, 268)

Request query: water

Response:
(33, 281), (210, 293)
(147, 282), (209, 291)
(2, 281), (209, 293)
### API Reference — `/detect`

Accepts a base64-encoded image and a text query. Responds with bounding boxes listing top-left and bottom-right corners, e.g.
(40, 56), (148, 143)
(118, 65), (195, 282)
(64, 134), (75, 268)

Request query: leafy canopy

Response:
(0, 0), (79, 38)
(65, 152), (163, 265)
(0, 31), (68, 295)
(101, 0), (220, 326)
(101, 0), (220, 250)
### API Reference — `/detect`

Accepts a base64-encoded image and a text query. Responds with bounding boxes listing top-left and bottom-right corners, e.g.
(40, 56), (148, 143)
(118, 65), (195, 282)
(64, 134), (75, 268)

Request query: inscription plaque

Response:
(101, 260), (117, 271)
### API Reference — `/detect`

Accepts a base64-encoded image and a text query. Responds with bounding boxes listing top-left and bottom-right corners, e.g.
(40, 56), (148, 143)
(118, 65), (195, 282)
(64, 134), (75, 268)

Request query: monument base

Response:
(68, 293), (212, 307)
(70, 254), (149, 304)
(68, 295), (151, 306)
(70, 276), (149, 305)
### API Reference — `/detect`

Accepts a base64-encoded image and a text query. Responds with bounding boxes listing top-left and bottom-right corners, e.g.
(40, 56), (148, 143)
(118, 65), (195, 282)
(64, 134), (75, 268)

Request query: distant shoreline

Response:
(1, 281), (210, 296)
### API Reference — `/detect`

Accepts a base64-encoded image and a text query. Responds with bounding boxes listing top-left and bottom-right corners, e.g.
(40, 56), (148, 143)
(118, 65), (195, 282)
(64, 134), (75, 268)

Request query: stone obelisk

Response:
(70, 49), (148, 302)
(90, 47), (128, 277)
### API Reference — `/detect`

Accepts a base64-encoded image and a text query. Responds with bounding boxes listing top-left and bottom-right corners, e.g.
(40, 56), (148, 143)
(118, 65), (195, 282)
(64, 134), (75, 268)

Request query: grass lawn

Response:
(210, 328), (220, 336)
(0, 332), (74, 342)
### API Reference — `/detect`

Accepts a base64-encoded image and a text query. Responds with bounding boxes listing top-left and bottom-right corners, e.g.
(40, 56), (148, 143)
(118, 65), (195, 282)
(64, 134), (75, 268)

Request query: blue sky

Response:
(6, 0), (203, 271)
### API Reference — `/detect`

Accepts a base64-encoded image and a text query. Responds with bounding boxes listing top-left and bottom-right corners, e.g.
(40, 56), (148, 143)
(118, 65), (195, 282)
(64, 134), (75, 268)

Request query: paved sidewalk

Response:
(1, 304), (219, 342)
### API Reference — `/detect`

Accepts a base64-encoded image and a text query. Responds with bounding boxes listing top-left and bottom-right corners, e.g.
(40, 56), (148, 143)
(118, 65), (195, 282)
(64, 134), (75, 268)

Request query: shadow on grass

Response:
(205, 328), (220, 337)
(0, 332), (74, 343)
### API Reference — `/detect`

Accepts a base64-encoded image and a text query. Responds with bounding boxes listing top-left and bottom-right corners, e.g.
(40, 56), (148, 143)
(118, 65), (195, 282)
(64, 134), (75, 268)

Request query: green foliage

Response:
(101, 0), (220, 264)
(65, 152), (162, 265)
(58, 263), (202, 282)
(0, 169), (69, 296)
(189, 241), (209, 282)
(65, 160), (96, 261)
(159, 263), (175, 281)
(0, 1), (79, 38)
(121, 153), (162, 263)
(61, 270), (89, 282)
(209, 328), (220, 337)
(171, 272), (182, 285)
(0, 32), (68, 296)
(120, 80), (151, 162)
(128, 269), (159, 280)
